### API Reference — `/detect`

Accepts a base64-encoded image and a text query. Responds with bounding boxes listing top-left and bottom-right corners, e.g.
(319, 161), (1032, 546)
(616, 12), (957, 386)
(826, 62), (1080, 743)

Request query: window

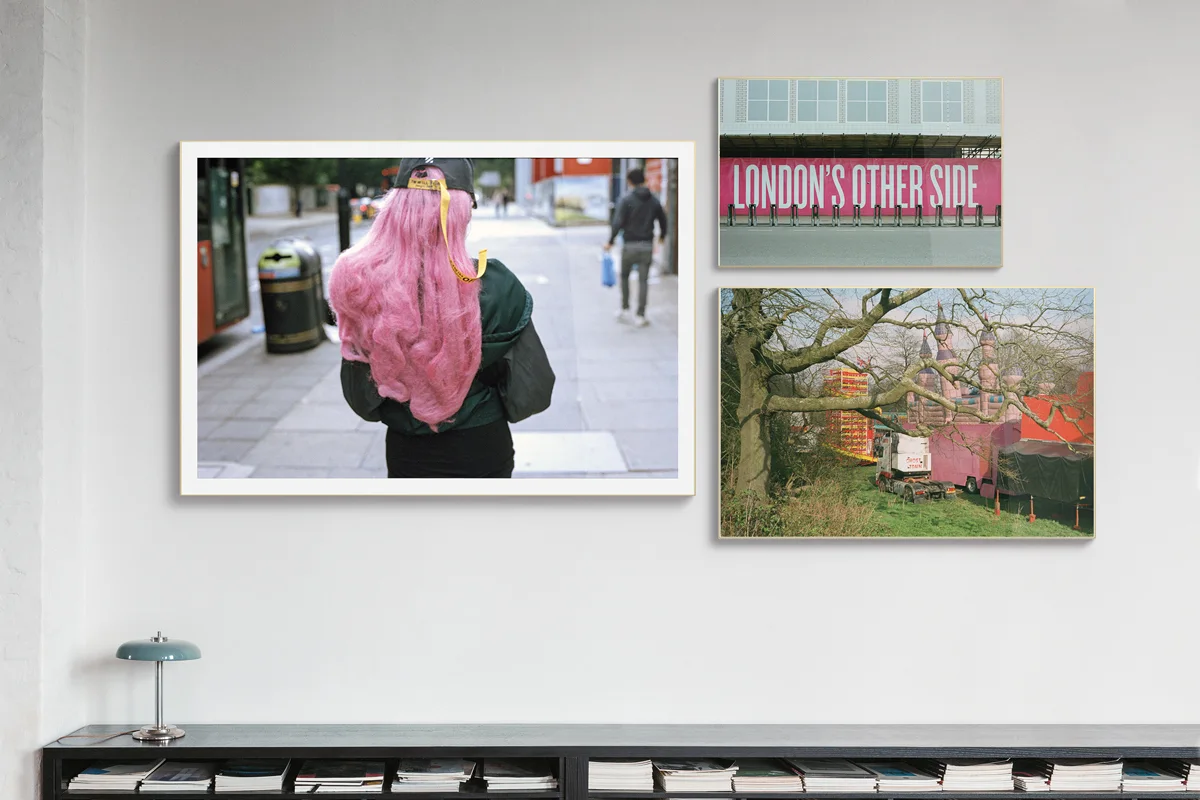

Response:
(748, 79), (789, 122)
(796, 79), (838, 122)
(846, 80), (887, 122)
(922, 80), (963, 123)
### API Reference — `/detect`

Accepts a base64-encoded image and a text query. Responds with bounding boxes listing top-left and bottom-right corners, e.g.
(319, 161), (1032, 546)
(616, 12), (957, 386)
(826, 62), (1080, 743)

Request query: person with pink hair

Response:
(329, 158), (554, 479)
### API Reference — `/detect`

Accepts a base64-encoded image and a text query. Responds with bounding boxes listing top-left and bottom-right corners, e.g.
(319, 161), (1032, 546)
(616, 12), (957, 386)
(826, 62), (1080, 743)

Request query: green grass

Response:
(851, 467), (1092, 537)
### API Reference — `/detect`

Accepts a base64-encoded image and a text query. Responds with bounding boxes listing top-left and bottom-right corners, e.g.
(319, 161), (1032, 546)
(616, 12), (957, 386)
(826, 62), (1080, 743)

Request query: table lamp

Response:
(115, 631), (201, 741)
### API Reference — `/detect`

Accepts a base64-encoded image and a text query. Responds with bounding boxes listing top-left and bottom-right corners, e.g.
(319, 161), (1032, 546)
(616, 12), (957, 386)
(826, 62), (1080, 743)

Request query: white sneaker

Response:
(634, 315), (650, 328)
(615, 309), (633, 324)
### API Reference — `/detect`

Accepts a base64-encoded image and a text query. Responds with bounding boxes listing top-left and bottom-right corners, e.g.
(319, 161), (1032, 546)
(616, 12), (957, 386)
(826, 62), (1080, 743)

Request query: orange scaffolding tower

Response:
(824, 369), (871, 458)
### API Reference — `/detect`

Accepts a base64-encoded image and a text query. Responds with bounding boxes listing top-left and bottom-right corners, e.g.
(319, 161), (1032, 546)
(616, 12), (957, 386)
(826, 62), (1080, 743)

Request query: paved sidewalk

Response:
(197, 212), (679, 480)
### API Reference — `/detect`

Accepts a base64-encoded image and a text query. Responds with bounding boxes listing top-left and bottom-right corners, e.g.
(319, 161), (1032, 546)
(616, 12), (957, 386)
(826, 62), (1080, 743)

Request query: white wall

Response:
(45, 0), (1200, 739)
(40, 0), (88, 745)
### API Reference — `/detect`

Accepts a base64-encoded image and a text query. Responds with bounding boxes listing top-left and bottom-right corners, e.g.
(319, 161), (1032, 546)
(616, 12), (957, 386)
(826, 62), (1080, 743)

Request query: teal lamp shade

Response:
(115, 632), (200, 741)
(116, 637), (201, 661)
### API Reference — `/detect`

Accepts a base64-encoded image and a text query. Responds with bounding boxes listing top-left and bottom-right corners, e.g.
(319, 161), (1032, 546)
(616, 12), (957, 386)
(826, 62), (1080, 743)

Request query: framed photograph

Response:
(718, 77), (1003, 267)
(720, 288), (1094, 538)
(183, 141), (695, 496)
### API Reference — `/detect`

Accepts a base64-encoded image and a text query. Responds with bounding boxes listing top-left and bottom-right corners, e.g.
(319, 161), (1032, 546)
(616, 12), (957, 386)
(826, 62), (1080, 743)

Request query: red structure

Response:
(920, 372), (1094, 506)
(531, 157), (612, 182)
(824, 369), (871, 458)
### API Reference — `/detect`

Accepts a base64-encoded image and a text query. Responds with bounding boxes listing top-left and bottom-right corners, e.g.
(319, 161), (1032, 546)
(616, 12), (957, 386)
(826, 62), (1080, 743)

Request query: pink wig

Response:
(328, 167), (482, 430)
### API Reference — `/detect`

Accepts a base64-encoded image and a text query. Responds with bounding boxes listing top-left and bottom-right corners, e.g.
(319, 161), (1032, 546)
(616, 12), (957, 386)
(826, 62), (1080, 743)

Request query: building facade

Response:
(719, 77), (1002, 144)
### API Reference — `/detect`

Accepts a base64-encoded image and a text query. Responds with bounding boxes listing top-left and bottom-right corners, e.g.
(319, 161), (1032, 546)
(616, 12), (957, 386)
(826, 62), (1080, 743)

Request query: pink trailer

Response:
(922, 422), (1021, 498)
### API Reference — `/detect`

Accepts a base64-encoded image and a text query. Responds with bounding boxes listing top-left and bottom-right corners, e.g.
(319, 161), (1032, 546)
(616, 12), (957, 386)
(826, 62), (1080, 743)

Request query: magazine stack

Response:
(1171, 762), (1200, 791)
(1122, 763), (1186, 792)
(589, 759), (655, 791)
(68, 760), (165, 793)
(939, 760), (1015, 791)
(1013, 761), (1051, 792)
(393, 759), (478, 792)
(1044, 759), (1123, 791)
(482, 760), (559, 791)
(214, 759), (290, 793)
(293, 760), (385, 794)
(858, 762), (942, 792)
(653, 759), (739, 792)
(786, 759), (878, 792)
(731, 759), (804, 792)
(141, 762), (215, 793)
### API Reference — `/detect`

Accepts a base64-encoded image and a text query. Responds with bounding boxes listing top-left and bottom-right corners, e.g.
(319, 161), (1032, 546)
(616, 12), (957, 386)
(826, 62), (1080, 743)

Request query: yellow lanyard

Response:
(406, 176), (488, 283)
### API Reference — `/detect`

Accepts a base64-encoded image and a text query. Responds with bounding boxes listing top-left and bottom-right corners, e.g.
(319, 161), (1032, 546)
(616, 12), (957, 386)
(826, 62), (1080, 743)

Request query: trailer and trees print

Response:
(719, 287), (1094, 537)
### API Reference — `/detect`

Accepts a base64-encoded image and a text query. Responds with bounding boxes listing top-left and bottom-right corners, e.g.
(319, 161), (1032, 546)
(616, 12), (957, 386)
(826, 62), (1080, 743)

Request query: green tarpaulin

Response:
(998, 440), (1094, 504)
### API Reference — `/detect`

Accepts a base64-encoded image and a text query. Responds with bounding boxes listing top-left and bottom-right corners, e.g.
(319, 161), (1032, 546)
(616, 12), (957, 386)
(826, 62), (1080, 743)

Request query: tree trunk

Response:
(733, 329), (771, 497)
(734, 359), (772, 496)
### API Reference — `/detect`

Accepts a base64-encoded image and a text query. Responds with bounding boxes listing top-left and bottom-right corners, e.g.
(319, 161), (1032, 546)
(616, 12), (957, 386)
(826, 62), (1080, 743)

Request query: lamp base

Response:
(132, 724), (186, 741)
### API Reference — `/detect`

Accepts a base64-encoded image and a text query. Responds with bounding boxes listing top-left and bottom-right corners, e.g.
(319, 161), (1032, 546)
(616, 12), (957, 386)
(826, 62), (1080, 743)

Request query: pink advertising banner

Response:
(720, 158), (1001, 216)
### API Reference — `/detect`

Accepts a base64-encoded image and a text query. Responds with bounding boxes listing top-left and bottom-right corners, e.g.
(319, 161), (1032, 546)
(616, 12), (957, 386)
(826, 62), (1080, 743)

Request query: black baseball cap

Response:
(396, 158), (477, 208)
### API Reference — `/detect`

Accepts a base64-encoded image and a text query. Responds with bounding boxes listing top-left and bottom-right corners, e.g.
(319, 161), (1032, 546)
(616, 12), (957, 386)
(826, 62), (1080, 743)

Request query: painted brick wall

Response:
(0, 1), (47, 798)
(1, 0), (86, 797)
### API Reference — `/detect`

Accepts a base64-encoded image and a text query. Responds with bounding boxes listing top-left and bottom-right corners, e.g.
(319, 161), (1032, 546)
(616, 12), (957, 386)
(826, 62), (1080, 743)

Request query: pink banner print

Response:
(720, 158), (1001, 216)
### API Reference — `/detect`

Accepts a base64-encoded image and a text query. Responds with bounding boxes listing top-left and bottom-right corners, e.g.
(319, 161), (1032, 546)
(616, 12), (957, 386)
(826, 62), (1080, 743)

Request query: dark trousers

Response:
(621, 242), (653, 316)
(385, 418), (514, 478)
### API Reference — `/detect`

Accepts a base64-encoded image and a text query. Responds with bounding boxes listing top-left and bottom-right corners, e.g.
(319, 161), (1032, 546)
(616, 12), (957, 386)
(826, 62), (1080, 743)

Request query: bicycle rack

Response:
(832, 205), (841, 227)
(770, 203), (777, 227)
(790, 204), (799, 226)
(915, 205), (923, 227)
(955, 204), (964, 227)
(894, 204), (902, 227)
(727, 204), (734, 227)
(748, 204), (757, 226)
(873, 204), (882, 227)
(936, 206), (944, 227)
(853, 204), (862, 227)
(995, 204), (1002, 227)
(811, 204), (820, 227)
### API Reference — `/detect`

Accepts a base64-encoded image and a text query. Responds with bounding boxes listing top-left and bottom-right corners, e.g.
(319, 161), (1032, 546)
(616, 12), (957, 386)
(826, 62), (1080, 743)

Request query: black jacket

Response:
(609, 186), (668, 245)
(340, 259), (540, 435)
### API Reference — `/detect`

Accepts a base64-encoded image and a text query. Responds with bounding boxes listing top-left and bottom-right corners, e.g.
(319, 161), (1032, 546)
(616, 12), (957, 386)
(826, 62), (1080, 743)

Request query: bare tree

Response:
(721, 288), (1094, 497)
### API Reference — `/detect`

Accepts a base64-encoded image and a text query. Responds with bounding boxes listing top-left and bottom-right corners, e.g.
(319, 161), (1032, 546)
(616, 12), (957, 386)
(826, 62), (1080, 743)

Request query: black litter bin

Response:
(257, 237), (328, 354)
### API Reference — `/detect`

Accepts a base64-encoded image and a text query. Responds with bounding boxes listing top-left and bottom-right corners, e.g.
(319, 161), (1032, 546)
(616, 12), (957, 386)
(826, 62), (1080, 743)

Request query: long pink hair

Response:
(328, 168), (482, 430)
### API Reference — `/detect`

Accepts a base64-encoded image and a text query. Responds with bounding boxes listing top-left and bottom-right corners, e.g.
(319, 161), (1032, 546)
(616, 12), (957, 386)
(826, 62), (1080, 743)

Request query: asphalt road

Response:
(718, 225), (1002, 267)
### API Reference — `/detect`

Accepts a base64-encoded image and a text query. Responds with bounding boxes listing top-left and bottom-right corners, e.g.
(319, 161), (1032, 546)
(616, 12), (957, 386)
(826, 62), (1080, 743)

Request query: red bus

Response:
(197, 158), (250, 344)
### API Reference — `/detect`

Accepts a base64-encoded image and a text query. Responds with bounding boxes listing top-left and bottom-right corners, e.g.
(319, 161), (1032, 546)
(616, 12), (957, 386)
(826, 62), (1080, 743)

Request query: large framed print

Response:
(182, 141), (695, 496)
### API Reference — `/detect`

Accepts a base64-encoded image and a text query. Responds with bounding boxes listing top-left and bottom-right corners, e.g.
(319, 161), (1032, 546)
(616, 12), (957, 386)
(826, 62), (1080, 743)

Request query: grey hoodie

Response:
(609, 186), (668, 245)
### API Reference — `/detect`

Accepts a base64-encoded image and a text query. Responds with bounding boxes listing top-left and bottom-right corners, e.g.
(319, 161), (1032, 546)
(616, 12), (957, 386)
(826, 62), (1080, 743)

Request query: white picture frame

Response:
(181, 140), (696, 496)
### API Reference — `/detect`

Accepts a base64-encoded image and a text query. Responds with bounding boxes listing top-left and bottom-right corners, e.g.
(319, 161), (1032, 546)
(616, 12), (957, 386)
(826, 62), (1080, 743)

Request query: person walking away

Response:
(604, 168), (667, 328)
(329, 158), (555, 479)
(502, 189), (512, 217)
